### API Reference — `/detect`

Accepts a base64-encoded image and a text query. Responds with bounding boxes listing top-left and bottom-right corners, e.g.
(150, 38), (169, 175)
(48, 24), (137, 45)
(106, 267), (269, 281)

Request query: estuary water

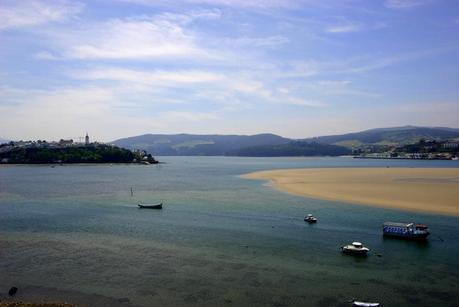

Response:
(1, 157), (459, 306)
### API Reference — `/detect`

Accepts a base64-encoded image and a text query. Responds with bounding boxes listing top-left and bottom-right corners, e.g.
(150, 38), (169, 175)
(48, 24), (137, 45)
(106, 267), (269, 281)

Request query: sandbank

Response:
(242, 168), (459, 216)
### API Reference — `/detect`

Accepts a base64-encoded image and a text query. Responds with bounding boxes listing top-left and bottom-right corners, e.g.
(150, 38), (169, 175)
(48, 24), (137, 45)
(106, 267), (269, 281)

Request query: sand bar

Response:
(243, 168), (459, 216)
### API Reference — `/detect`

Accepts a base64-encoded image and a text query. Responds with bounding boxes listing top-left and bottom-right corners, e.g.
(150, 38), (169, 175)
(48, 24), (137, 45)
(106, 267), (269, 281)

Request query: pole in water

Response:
(130, 187), (133, 197)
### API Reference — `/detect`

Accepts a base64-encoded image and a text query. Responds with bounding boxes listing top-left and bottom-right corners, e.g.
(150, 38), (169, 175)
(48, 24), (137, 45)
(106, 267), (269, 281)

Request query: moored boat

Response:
(304, 214), (317, 223)
(341, 242), (370, 256)
(383, 222), (429, 240)
(138, 202), (163, 209)
(352, 300), (380, 307)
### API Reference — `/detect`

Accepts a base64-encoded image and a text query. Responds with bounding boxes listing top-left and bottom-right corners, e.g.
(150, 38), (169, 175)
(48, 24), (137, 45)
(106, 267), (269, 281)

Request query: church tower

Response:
(85, 132), (89, 145)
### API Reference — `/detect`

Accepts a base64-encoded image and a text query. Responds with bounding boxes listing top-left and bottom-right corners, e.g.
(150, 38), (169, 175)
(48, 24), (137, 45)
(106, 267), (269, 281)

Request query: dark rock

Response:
(8, 286), (18, 296)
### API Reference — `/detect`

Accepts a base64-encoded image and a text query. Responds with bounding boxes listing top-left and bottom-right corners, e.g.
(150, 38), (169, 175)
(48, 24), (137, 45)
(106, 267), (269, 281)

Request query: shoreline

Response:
(242, 167), (459, 216)
(0, 162), (162, 167)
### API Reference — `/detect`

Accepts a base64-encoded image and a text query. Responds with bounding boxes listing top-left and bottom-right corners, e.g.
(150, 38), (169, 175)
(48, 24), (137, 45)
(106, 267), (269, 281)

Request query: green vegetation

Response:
(0, 144), (158, 164)
(113, 133), (290, 156)
(226, 141), (351, 157)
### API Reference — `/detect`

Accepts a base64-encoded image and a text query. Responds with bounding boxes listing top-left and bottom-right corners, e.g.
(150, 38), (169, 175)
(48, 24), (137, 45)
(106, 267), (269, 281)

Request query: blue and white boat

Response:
(383, 222), (429, 240)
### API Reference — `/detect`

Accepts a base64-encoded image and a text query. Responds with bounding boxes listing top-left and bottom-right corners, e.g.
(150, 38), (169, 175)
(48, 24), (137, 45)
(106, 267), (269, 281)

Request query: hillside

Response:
(113, 133), (290, 156)
(226, 141), (351, 157)
(0, 144), (158, 164)
(0, 138), (11, 144)
(304, 126), (459, 149)
(112, 127), (459, 156)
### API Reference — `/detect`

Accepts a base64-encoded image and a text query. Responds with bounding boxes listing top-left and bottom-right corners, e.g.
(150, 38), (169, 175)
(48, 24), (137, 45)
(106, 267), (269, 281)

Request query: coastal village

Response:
(353, 139), (459, 160)
(0, 133), (157, 164)
(0, 133), (93, 154)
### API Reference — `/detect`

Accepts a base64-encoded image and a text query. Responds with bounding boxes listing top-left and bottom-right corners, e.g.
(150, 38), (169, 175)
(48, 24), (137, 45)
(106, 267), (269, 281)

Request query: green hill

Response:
(304, 126), (459, 149)
(0, 144), (158, 164)
(226, 141), (351, 157)
(113, 133), (290, 156)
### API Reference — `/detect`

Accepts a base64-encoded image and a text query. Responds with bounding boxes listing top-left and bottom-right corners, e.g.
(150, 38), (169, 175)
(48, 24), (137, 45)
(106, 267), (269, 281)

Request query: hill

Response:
(113, 133), (291, 156)
(0, 144), (158, 164)
(304, 126), (459, 149)
(0, 137), (11, 144)
(226, 141), (351, 157)
(112, 126), (459, 157)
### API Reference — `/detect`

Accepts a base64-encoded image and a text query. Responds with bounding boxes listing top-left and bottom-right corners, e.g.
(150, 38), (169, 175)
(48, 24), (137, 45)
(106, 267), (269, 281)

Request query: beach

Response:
(243, 167), (459, 216)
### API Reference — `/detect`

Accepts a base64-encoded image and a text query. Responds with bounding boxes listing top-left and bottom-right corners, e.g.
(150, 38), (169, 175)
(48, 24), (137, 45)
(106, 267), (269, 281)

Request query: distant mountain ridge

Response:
(304, 126), (459, 149)
(112, 126), (459, 156)
(113, 133), (290, 156)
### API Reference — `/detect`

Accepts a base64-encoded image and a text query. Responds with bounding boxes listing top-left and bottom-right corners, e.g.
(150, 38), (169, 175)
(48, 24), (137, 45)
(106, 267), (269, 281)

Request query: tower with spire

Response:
(85, 132), (89, 145)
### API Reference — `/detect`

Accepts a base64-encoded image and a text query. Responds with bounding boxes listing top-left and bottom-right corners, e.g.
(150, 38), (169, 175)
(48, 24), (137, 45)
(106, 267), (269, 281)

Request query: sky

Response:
(1, 0), (459, 142)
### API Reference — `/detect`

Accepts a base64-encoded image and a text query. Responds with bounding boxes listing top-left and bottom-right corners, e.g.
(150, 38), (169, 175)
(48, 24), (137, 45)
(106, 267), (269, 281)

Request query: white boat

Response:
(341, 242), (369, 256)
(352, 300), (380, 307)
(304, 214), (317, 223)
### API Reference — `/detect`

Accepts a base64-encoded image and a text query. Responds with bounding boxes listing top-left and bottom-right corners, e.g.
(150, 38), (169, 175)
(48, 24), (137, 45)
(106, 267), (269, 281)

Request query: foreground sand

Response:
(243, 168), (459, 216)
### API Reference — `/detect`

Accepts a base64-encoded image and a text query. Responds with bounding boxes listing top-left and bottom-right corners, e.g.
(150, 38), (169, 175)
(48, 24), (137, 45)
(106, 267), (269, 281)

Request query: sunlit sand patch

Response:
(242, 168), (459, 216)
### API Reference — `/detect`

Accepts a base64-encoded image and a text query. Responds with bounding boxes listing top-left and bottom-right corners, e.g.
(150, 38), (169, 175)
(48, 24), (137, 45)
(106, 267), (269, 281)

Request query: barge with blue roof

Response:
(383, 222), (429, 240)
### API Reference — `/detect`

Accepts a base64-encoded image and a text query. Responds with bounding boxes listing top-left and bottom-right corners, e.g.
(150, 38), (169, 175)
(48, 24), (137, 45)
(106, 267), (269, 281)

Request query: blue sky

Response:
(1, 0), (459, 141)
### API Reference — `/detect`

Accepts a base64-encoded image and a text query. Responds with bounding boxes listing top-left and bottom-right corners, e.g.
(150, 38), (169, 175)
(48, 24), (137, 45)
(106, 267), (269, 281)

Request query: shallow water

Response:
(1, 157), (459, 306)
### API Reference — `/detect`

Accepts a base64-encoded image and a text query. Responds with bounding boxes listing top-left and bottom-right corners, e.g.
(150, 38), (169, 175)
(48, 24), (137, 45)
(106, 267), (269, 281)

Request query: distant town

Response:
(353, 139), (459, 160)
(0, 134), (158, 164)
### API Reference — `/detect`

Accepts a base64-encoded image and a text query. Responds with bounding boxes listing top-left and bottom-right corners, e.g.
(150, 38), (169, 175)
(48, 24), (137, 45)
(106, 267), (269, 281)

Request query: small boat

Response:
(304, 214), (317, 223)
(341, 242), (370, 256)
(138, 202), (163, 209)
(352, 300), (380, 307)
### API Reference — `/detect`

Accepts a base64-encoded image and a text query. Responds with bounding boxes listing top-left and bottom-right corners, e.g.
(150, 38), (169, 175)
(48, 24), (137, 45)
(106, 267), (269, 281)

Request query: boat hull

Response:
(383, 232), (429, 240)
(138, 203), (163, 209)
(341, 247), (369, 256)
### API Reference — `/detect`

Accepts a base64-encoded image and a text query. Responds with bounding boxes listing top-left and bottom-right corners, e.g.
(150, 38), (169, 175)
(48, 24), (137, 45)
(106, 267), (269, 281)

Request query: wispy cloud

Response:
(160, 111), (218, 122)
(222, 35), (289, 47)
(68, 18), (203, 60)
(119, 0), (300, 9)
(309, 47), (459, 74)
(326, 23), (361, 33)
(285, 98), (326, 107)
(301, 80), (380, 98)
(70, 68), (224, 85)
(384, 0), (432, 9)
(0, 0), (83, 31)
(325, 19), (386, 34)
(35, 10), (222, 61)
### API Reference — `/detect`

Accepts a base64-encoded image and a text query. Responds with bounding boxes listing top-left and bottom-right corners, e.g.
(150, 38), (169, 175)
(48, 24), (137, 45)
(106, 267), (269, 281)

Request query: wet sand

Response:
(243, 168), (459, 216)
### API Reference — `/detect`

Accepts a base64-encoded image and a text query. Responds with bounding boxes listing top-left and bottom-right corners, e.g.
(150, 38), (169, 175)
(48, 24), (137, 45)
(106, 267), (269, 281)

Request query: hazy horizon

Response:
(1, 0), (459, 142)
(2, 124), (459, 144)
